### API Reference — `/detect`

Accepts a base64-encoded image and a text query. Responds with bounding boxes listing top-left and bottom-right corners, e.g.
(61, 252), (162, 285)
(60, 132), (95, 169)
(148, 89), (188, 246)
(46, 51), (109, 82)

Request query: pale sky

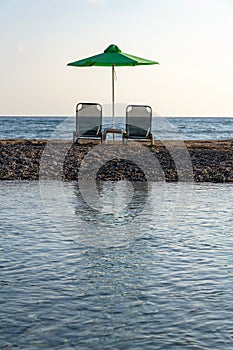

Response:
(0, 0), (233, 116)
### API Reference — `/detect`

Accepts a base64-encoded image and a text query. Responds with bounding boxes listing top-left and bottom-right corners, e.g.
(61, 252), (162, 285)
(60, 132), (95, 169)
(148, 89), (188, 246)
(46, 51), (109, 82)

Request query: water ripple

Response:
(0, 181), (233, 349)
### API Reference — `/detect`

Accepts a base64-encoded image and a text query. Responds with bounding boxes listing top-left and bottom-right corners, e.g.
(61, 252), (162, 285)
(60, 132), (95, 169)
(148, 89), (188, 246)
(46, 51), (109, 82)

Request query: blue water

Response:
(1, 181), (233, 349)
(0, 116), (233, 140)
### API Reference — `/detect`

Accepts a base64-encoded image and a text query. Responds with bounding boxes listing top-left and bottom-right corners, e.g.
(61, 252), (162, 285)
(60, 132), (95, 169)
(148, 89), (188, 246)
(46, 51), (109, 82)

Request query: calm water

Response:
(1, 181), (233, 349)
(0, 116), (233, 140)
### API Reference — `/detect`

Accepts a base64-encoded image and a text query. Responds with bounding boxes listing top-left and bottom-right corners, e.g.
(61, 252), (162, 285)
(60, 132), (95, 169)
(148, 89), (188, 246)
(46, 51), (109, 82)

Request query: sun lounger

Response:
(123, 105), (154, 145)
(73, 102), (103, 143)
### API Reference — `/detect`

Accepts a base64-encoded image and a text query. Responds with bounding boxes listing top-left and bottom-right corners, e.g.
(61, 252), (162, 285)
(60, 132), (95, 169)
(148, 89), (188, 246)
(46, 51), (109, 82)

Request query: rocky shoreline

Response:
(0, 139), (232, 182)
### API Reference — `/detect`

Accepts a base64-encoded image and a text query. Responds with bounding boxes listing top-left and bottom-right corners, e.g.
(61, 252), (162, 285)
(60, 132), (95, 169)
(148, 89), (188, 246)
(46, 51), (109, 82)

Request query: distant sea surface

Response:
(0, 116), (233, 140)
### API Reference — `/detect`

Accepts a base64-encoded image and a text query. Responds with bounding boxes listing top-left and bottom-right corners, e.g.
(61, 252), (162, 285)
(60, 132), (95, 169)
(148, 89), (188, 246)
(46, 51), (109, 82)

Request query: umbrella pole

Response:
(112, 65), (115, 134)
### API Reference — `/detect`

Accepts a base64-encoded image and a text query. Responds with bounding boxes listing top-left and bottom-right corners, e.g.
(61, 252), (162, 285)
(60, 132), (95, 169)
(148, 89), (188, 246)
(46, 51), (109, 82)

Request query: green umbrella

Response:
(67, 44), (159, 128)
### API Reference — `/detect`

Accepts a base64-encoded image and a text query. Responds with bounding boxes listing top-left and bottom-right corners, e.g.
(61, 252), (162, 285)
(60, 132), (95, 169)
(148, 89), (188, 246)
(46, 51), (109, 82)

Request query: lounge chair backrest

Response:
(76, 103), (102, 137)
(126, 105), (152, 137)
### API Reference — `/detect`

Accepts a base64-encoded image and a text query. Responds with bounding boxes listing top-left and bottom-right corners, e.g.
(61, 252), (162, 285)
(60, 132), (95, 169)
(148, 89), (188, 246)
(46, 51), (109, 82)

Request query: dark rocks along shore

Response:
(0, 139), (232, 182)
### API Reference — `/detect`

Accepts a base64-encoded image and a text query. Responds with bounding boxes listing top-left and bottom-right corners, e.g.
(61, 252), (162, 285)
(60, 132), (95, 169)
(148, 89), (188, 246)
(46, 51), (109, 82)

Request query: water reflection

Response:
(66, 179), (155, 247)
(73, 180), (149, 226)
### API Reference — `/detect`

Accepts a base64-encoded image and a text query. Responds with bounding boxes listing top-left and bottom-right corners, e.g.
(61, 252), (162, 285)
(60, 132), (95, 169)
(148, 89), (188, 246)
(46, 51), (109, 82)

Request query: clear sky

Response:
(1, 0), (233, 116)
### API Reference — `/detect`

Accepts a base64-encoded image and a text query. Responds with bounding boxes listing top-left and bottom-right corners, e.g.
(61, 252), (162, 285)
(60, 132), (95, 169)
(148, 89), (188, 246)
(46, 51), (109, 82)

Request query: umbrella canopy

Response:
(67, 44), (159, 127)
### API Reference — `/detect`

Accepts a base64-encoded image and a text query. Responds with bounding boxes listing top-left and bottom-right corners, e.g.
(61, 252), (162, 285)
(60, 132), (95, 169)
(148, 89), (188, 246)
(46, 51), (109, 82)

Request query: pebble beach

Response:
(1, 139), (232, 182)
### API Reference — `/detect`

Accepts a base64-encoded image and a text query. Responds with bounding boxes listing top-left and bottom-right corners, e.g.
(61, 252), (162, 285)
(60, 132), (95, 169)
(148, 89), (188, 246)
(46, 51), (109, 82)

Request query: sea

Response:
(1, 116), (233, 349)
(0, 116), (233, 140)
